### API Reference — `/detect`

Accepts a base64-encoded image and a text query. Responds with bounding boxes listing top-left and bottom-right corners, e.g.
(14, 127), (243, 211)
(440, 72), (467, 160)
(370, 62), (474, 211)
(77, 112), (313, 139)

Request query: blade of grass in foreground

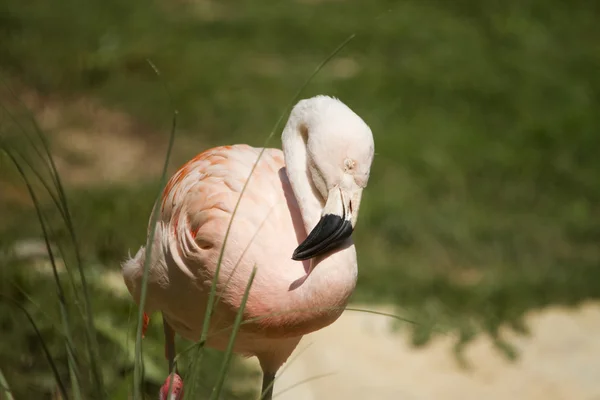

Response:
(1, 147), (80, 399)
(271, 372), (337, 399)
(0, 367), (15, 400)
(0, 101), (82, 312)
(8, 280), (83, 399)
(208, 267), (256, 400)
(212, 33), (357, 313)
(29, 118), (105, 399)
(171, 304), (434, 394)
(2, 142), (84, 400)
(1, 78), (105, 398)
(0, 295), (68, 400)
(172, 305), (425, 398)
(5, 143), (84, 314)
(1, 133), (87, 399)
(132, 59), (178, 400)
(211, 32), (358, 316)
(165, 305), (428, 398)
(0, 109), (66, 222)
(183, 33), (358, 394)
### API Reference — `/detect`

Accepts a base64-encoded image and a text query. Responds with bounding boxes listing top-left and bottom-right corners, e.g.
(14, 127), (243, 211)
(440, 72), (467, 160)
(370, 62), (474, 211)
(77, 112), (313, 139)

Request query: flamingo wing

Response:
(122, 144), (306, 342)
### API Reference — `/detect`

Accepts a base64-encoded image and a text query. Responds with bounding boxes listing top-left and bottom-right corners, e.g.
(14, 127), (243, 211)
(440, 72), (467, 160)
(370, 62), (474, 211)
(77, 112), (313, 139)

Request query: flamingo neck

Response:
(260, 102), (359, 336)
(280, 101), (358, 278)
(281, 106), (323, 235)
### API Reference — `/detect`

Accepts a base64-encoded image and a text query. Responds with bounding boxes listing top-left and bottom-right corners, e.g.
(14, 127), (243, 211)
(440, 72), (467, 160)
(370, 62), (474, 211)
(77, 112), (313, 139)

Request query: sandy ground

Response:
(237, 302), (600, 400)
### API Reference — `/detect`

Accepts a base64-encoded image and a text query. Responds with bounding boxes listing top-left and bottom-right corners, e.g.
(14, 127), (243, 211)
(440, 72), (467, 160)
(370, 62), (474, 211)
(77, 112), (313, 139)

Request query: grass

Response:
(1, 0), (600, 398)
(0, 64), (262, 399)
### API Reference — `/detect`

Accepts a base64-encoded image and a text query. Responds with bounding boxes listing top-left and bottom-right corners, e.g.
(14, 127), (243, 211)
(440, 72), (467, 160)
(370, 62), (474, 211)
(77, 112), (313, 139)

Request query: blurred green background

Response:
(1, 0), (599, 398)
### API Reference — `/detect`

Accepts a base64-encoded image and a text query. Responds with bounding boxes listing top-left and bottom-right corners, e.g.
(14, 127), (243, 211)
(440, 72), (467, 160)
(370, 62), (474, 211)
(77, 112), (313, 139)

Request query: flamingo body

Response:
(122, 95), (374, 397)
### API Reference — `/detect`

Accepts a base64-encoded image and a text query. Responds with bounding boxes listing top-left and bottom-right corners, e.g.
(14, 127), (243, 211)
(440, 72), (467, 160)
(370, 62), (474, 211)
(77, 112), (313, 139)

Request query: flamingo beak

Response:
(292, 186), (359, 261)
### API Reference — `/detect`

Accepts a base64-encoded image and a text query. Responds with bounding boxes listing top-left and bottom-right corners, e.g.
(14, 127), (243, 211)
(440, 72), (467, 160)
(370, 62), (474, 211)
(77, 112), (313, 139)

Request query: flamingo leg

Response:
(260, 372), (275, 400)
(159, 315), (184, 400)
(163, 315), (176, 373)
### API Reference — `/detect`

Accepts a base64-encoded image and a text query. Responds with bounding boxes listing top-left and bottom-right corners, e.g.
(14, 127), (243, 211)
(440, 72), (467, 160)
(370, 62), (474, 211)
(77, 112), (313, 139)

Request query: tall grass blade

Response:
(1, 129), (81, 307)
(272, 372), (337, 399)
(0, 112), (66, 222)
(8, 278), (90, 396)
(5, 145), (82, 309)
(0, 295), (68, 400)
(0, 367), (14, 400)
(208, 306), (422, 337)
(1, 146), (83, 397)
(9, 278), (86, 394)
(210, 32), (357, 318)
(31, 115), (105, 400)
(132, 59), (178, 400)
(0, 78), (64, 192)
(60, 302), (82, 400)
(0, 78), (105, 397)
(212, 33), (356, 313)
(184, 33), (357, 393)
(208, 267), (256, 400)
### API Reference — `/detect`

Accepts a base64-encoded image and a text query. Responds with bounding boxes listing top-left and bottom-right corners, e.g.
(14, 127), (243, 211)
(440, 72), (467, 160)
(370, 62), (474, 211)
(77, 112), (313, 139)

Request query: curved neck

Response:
(281, 108), (323, 235)
(278, 103), (359, 328)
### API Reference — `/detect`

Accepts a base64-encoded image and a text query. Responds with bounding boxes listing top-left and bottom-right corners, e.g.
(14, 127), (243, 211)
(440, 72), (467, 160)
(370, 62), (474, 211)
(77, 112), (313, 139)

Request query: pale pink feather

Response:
(122, 144), (357, 371)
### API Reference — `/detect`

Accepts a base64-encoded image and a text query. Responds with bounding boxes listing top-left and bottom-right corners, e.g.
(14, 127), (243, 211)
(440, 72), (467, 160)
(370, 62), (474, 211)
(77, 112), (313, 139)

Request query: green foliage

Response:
(0, 82), (261, 399)
(1, 0), (600, 398)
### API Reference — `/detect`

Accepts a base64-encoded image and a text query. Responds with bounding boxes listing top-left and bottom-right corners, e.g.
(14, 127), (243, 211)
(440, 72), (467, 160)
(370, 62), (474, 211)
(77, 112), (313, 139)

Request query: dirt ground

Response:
(247, 302), (600, 400)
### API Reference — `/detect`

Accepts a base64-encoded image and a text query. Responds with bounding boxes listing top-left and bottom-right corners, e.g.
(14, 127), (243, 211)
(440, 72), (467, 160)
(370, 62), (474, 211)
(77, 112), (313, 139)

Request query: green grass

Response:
(1, 0), (600, 398)
(0, 65), (263, 399)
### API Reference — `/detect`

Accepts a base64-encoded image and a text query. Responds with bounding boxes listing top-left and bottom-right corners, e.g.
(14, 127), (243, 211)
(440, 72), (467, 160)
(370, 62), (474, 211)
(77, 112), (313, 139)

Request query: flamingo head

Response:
(287, 96), (375, 261)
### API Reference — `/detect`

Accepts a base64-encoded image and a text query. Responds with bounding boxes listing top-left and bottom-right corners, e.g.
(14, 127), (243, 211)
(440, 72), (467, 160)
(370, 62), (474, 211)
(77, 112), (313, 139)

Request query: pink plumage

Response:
(122, 95), (375, 399)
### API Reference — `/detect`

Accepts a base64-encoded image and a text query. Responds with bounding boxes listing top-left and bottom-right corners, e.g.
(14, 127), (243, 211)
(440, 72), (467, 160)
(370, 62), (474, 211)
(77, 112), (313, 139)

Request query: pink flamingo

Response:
(122, 95), (374, 399)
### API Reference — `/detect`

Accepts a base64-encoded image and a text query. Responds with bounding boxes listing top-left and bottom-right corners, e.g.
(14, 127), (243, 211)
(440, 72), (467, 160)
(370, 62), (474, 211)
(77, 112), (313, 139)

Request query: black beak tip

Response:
(290, 214), (353, 261)
(291, 247), (308, 261)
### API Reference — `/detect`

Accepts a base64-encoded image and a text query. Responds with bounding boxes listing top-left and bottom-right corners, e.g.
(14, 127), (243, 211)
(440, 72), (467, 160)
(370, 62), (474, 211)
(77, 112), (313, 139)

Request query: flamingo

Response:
(122, 95), (374, 399)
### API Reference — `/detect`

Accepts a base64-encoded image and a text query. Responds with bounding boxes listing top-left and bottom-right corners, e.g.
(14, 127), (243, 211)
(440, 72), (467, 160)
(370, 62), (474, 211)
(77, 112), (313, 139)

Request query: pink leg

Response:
(160, 315), (184, 400)
(163, 317), (176, 373)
